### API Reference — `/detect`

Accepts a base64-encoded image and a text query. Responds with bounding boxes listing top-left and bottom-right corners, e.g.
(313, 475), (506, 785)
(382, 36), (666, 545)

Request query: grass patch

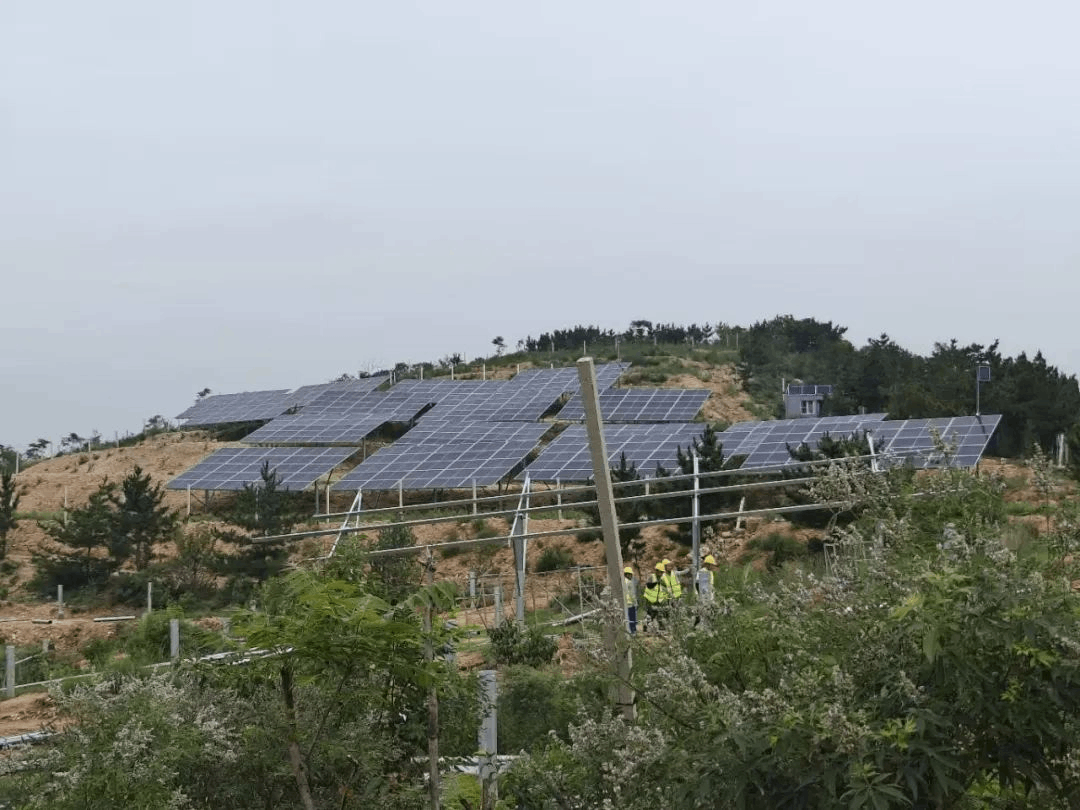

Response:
(15, 510), (64, 522)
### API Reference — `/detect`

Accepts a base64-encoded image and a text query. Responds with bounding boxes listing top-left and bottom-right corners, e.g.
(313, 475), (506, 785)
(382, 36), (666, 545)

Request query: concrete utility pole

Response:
(423, 549), (441, 810)
(576, 357), (636, 722)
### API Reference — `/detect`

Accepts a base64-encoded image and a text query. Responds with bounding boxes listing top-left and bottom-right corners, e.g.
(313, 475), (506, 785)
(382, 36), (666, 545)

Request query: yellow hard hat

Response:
(704, 554), (717, 565)
(655, 561), (666, 572)
(662, 558), (672, 567)
(623, 566), (633, 575)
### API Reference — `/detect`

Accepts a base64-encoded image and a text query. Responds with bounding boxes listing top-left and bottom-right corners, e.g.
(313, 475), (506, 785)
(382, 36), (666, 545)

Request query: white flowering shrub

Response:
(501, 469), (1080, 809)
(6, 674), (245, 810)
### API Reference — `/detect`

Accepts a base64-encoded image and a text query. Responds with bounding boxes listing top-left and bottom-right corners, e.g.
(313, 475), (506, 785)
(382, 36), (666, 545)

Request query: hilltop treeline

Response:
(520, 320), (717, 352)
(516, 316), (1080, 459)
(737, 315), (1080, 458)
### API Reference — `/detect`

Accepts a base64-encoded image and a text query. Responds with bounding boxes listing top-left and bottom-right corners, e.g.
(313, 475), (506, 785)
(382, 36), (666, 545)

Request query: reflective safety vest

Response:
(643, 578), (665, 605)
(661, 571), (683, 600)
(623, 577), (638, 607)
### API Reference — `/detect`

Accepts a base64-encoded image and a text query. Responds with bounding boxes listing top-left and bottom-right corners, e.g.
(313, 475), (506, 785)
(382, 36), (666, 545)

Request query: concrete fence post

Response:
(478, 670), (499, 810)
(5, 645), (14, 698)
(169, 619), (180, 660)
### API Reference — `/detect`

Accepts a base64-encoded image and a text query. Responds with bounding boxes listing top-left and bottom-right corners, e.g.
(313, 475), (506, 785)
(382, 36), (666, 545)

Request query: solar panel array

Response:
(167, 446), (356, 491)
(867, 415), (1001, 469)
(333, 421), (550, 490)
(716, 413), (1001, 470)
(176, 390), (293, 426)
(722, 414), (890, 469)
(522, 423), (708, 482)
(557, 388), (709, 422)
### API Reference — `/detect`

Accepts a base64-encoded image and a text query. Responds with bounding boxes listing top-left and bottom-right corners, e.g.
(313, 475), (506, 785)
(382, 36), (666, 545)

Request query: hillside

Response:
(1, 358), (753, 612)
(5, 431), (227, 588)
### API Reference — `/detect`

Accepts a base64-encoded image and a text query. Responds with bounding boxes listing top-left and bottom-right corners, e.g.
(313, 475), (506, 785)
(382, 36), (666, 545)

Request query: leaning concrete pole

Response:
(576, 357), (636, 722)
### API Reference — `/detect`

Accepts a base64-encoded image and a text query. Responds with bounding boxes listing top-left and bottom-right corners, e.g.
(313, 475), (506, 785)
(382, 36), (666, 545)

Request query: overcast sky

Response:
(3, 1), (1079, 450)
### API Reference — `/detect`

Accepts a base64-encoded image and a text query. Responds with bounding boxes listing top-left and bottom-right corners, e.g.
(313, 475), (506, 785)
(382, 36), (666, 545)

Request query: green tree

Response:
(653, 424), (738, 538)
(233, 460), (300, 537)
(0, 470), (20, 560)
(369, 523), (420, 605)
(238, 571), (459, 809)
(110, 465), (179, 571)
(35, 481), (120, 592)
(60, 432), (85, 453)
(25, 438), (49, 460)
(584, 453), (647, 561)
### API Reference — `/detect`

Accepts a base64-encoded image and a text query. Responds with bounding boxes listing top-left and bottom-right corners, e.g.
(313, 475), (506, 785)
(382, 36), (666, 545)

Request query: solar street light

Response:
(976, 364), (991, 415)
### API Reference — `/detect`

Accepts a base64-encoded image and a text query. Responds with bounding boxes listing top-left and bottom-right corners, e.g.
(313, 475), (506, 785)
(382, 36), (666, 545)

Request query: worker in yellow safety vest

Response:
(660, 558), (683, 601)
(642, 562), (666, 631)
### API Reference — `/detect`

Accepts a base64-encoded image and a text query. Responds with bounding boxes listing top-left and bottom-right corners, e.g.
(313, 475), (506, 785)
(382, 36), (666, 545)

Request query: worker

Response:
(699, 554), (719, 601)
(642, 562), (667, 631)
(622, 566), (638, 635)
(661, 558), (684, 601)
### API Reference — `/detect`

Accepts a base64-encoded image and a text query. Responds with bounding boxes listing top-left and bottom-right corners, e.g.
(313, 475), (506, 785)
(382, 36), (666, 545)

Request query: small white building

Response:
(784, 384), (833, 419)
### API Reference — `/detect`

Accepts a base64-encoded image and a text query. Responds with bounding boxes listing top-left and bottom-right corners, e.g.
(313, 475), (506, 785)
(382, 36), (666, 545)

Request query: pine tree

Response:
(0, 471), (20, 560)
(110, 465), (179, 570)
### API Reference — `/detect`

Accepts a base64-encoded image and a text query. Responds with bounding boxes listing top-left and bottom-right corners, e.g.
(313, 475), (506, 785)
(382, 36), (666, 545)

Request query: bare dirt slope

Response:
(663, 363), (757, 424)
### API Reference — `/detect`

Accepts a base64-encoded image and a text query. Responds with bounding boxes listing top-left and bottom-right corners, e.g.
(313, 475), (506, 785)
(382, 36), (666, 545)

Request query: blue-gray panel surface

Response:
(177, 390), (292, 425)
(558, 388), (709, 422)
(333, 422), (550, 490)
(168, 446), (355, 491)
(521, 422), (707, 482)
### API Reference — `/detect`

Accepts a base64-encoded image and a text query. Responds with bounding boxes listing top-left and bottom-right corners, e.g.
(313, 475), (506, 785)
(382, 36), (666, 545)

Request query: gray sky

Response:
(3, 1), (1079, 451)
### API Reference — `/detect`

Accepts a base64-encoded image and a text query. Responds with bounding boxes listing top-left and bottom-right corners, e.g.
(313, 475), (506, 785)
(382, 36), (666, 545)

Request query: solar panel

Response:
(333, 422), (550, 490)
(731, 414), (890, 468)
(283, 377), (387, 408)
(176, 390), (293, 425)
(786, 384), (834, 396)
(558, 388), (709, 422)
(488, 362), (629, 421)
(167, 446), (356, 491)
(522, 422), (707, 482)
(867, 415), (1001, 468)
(416, 382), (511, 421)
(240, 414), (392, 446)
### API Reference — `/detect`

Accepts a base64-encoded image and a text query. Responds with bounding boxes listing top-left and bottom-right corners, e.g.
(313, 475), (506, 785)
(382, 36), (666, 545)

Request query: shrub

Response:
(487, 622), (558, 667)
(742, 531), (806, 569)
(535, 546), (576, 572)
(498, 665), (609, 752)
(471, 518), (500, 539)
